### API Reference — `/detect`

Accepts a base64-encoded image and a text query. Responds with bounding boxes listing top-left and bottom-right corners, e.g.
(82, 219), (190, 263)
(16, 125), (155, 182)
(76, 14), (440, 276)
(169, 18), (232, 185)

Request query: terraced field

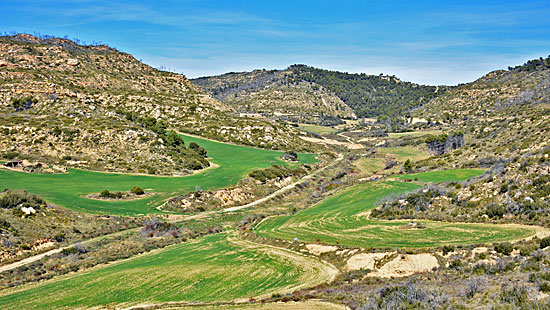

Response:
(378, 146), (431, 162)
(297, 124), (339, 135)
(0, 135), (317, 216)
(255, 169), (537, 248)
(0, 233), (336, 310)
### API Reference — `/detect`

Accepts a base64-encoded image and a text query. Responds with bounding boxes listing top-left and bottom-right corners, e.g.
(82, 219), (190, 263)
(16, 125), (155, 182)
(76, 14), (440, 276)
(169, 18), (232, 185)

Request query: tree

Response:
(404, 159), (413, 173)
(163, 131), (185, 148)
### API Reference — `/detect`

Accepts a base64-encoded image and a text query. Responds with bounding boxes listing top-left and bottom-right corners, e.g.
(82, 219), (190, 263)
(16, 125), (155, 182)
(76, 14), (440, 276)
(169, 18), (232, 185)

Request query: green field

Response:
(0, 233), (335, 309)
(255, 169), (536, 248)
(297, 124), (339, 135)
(397, 169), (486, 183)
(355, 158), (386, 174)
(355, 147), (431, 176)
(0, 135), (317, 216)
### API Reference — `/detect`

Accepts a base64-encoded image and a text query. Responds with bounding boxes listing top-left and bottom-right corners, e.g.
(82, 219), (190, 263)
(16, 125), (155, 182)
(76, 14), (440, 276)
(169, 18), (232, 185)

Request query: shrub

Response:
(99, 190), (123, 199)
(131, 186), (145, 195)
(442, 245), (455, 255)
(500, 283), (529, 306)
(0, 190), (44, 209)
(539, 281), (550, 293)
(3, 151), (20, 160)
(404, 159), (413, 172)
(486, 204), (506, 218)
(494, 242), (514, 255)
(540, 237), (550, 249)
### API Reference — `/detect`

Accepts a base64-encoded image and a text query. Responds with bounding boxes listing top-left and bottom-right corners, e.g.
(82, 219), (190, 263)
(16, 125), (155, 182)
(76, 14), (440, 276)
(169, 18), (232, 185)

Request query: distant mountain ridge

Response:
(192, 65), (451, 120)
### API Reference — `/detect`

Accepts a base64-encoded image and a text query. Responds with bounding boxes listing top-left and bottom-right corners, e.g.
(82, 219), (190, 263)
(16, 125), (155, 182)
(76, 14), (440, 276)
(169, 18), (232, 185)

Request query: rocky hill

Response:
(192, 65), (449, 121)
(414, 55), (550, 165)
(0, 34), (317, 175)
(192, 68), (356, 121)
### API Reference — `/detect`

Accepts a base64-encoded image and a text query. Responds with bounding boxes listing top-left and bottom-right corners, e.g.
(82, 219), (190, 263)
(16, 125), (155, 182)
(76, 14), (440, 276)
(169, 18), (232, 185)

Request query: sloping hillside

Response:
(192, 68), (355, 120)
(414, 55), (550, 164)
(290, 65), (451, 118)
(0, 34), (317, 175)
(192, 65), (449, 120)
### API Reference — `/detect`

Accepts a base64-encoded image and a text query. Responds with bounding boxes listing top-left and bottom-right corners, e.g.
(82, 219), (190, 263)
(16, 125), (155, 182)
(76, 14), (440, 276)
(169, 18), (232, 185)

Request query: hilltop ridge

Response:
(192, 64), (451, 123)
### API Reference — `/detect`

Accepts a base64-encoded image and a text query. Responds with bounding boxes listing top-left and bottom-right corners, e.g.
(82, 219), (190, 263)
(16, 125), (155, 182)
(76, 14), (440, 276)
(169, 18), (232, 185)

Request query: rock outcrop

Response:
(426, 133), (465, 155)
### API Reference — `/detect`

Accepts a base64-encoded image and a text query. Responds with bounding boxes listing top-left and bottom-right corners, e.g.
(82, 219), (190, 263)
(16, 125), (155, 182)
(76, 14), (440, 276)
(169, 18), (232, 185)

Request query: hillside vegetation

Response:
(414, 55), (549, 164)
(0, 34), (316, 175)
(192, 65), (450, 120)
(192, 69), (355, 120)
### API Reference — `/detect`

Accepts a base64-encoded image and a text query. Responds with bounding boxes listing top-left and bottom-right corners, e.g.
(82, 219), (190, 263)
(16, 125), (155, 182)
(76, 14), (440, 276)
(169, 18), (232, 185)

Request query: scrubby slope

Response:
(192, 68), (355, 119)
(0, 34), (316, 175)
(193, 65), (449, 120)
(414, 55), (550, 166)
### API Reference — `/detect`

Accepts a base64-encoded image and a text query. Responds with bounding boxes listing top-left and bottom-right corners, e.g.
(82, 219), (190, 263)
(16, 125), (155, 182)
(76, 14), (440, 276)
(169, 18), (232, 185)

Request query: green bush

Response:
(486, 204), (506, 218)
(442, 245), (455, 255)
(131, 186), (145, 195)
(540, 236), (550, 249)
(494, 242), (514, 255)
(0, 189), (44, 209)
(99, 190), (123, 199)
(404, 159), (413, 172)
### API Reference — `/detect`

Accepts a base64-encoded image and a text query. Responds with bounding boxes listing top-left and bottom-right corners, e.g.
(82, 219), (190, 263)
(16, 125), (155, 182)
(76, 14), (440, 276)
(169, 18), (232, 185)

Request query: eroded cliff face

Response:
(426, 134), (465, 156)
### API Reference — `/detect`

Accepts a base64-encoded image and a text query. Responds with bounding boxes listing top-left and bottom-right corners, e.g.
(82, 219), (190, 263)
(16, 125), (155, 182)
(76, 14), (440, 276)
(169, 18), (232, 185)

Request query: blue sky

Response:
(1, 0), (549, 85)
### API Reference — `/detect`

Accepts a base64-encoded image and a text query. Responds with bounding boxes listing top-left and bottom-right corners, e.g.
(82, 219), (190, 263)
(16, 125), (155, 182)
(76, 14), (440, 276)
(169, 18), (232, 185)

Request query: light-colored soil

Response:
(346, 252), (395, 271)
(369, 253), (439, 278)
(306, 244), (338, 255)
(127, 300), (346, 310)
(300, 136), (363, 150)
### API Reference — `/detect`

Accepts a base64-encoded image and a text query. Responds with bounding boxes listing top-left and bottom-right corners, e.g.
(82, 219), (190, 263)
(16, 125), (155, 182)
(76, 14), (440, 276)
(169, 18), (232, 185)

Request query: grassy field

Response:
(0, 233), (336, 310)
(355, 147), (430, 176)
(255, 169), (537, 248)
(354, 158), (387, 174)
(0, 135), (317, 216)
(297, 124), (339, 135)
(397, 169), (486, 183)
(378, 146), (431, 162)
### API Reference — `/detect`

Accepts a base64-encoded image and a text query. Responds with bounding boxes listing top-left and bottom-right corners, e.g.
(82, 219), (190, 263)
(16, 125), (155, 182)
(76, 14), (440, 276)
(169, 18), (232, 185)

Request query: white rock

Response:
(67, 59), (79, 66)
(21, 207), (36, 215)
